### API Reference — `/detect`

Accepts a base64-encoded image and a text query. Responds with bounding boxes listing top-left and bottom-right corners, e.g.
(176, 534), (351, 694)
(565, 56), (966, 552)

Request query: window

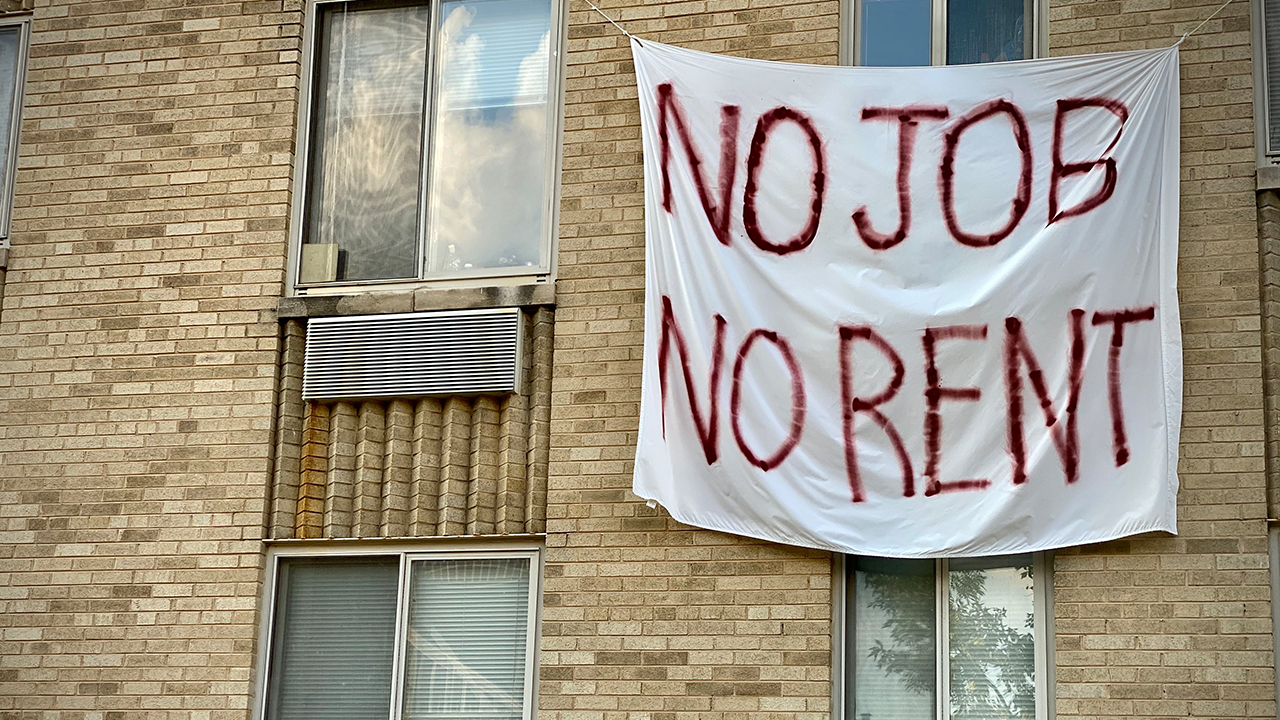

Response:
(1271, 527), (1280, 713)
(293, 0), (561, 289)
(259, 549), (540, 720)
(838, 554), (1053, 720)
(0, 15), (27, 244)
(846, 0), (1041, 66)
(1255, 0), (1280, 162)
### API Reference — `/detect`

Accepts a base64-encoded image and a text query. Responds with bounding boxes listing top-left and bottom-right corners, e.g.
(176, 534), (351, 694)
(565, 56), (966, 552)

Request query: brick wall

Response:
(1046, 0), (1276, 717)
(0, 0), (1273, 718)
(0, 1), (300, 715)
(546, 2), (1278, 720)
(545, 4), (840, 720)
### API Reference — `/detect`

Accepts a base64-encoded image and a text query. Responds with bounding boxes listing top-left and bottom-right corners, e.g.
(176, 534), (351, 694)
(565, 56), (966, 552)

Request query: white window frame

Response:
(839, 0), (1048, 66)
(832, 552), (1055, 720)
(287, 0), (566, 296)
(0, 13), (30, 246)
(252, 541), (543, 720)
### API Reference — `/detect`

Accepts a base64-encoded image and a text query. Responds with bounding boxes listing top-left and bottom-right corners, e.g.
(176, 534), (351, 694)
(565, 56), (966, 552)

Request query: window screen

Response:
(0, 26), (20, 212)
(401, 557), (533, 720)
(948, 558), (1035, 720)
(266, 556), (400, 720)
(263, 552), (538, 720)
(1266, 0), (1280, 154)
(850, 557), (936, 720)
(844, 555), (1040, 720)
(946, 0), (1030, 65)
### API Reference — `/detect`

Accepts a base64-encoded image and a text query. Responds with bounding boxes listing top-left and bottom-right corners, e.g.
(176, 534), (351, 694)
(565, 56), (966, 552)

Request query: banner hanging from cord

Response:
(629, 38), (1182, 557)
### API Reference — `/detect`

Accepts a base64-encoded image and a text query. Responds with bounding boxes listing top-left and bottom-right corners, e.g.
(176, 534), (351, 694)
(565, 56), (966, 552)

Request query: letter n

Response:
(658, 295), (728, 464)
(657, 83), (741, 246)
(1004, 311), (1086, 485)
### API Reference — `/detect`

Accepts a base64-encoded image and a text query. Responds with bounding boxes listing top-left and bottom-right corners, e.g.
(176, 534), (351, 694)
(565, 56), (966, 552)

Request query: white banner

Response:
(631, 39), (1181, 557)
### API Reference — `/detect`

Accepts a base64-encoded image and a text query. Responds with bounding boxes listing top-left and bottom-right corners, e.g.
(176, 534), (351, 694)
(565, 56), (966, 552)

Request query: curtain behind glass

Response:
(946, 0), (1029, 65)
(266, 557), (400, 720)
(948, 558), (1035, 720)
(305, 3), (429, 282)
(425, 0), (552, 275)
(851, 557), (936, 720)
(0, 26), (20, 203)
(401, 557), (532, 720)
(859, 0), (930, 66)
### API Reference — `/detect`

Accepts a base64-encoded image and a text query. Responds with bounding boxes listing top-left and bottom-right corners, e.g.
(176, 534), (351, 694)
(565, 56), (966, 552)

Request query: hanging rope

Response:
(1180, 0), (1237, 43)
(579, 0), (643, 46)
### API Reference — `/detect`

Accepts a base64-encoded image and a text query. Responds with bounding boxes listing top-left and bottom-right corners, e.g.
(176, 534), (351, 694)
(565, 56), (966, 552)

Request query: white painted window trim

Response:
(839, 0), (1048, 66)
(831, 552), (1056, 720)
(0, 13), (30, 246)
(286, 0), (566, 296)
(251, 540), (544, 720)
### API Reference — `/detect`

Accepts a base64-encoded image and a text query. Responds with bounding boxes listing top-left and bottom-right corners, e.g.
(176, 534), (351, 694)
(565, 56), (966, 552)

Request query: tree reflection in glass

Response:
(852, 557), (1035, 720)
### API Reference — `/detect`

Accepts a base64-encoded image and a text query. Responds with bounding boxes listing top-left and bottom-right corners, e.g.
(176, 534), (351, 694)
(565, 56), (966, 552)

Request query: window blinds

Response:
(0, 26), (19, 200)
(850, 557), (937, 720)
(947, 559), (1035, 720)
(401, 557), (533, 720)
(305, 3), (429, 281)
(1267, 0), (1280, 154)
(266, 557), (400, 720)
(436, 0), (551, 111)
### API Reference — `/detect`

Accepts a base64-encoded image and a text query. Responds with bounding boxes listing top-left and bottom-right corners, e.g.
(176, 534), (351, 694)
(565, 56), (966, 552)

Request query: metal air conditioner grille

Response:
(303, 308), (524, 401)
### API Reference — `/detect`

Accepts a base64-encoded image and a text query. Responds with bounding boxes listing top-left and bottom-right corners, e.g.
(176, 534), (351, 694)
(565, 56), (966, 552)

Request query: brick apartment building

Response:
(0, 0), (1276, 719)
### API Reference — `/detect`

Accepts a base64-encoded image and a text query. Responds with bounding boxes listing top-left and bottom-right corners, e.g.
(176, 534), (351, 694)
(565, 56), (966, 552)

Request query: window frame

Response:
(1269, 524), (1280, 714)
(286, 0), (566, 296)
(0, 13), (30, 246)
(252, 541), (544, 720)
(831, 552), (1055, 720)
(839, 0), (1049, 66)
(1252, 0), (1280, 165)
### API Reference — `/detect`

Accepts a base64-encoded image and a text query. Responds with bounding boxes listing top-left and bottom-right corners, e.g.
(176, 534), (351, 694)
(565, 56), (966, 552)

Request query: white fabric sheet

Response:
(631, 39), (1181, 557)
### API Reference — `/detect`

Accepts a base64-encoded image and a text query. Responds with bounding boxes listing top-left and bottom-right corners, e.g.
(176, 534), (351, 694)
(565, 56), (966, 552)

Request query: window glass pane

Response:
(304, 3), (428, 282)
(0, 26), (20, 204)
(402, 556), (533, 720)
(425, 0), (552, 274)
(266, 557), (400, 720)
(860, 0), (931, 66)
(851, 557), (936, 720)
(946, 0), (1030, 65)
(948, 558), (1035, 719)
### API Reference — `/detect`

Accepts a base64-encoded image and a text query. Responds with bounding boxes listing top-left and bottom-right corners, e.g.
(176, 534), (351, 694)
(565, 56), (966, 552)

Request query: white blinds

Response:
(267, 557), (400, 720)
(846, 556), (1037, 720)
(947, 559), (1035, 720)
(436, 0), (551, 111)
(401, 557), (533, 720)
(850, 558), (936, 720)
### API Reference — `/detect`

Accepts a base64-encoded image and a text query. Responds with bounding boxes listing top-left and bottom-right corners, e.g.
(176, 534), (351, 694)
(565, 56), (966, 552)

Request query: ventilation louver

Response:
(303, 308), (524, 401)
